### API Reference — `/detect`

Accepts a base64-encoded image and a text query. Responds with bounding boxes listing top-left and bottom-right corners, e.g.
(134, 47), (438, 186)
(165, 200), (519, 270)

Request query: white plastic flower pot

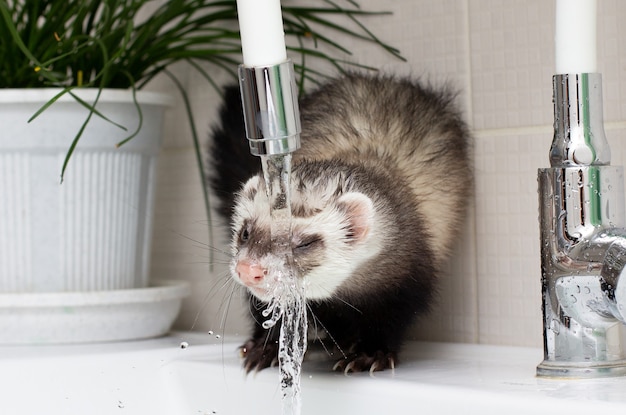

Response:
(0, 88), (170, 293)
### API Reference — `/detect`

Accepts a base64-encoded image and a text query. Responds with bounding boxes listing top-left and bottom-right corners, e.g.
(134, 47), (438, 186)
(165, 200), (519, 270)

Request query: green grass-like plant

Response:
(0, 0), (402, 171)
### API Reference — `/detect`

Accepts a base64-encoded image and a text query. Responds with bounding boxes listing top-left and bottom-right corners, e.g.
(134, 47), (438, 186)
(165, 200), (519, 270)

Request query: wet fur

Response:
(208, 73), (471, 372)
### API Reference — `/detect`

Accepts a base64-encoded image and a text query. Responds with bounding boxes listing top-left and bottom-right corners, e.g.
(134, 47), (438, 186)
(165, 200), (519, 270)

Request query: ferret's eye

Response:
(294, 236), (321, 251)
(239, 226), (250, 244)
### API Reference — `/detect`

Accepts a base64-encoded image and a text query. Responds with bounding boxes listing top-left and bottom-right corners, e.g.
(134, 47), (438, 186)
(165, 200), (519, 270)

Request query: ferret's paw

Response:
(239, 338), (279, 373)
(332, 351), (397, 374)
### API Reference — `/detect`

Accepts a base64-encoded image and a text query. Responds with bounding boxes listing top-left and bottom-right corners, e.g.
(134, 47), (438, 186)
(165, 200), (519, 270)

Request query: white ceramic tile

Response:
(469, 0), (555, 130)
(287, 0), (472, 115)
(470, 0), (626, 130)
(474, 132), (546, 347)
(410, 204), (479, 344)
(597, 0), (626, 122)
(608, 127), (626, 166)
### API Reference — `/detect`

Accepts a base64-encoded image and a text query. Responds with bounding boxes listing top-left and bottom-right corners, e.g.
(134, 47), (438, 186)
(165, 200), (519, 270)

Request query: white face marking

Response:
(230, 175), (383, 301)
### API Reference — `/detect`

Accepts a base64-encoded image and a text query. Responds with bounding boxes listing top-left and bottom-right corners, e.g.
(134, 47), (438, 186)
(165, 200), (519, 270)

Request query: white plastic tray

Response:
(0, 280), (190, 344)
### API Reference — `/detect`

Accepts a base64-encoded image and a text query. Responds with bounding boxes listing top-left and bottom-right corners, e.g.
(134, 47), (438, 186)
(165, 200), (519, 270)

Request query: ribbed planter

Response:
(0, 89), (169, 293)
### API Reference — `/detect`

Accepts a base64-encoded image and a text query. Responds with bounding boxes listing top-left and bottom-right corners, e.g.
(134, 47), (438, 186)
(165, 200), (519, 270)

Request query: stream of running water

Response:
(260, 154), (307, 415)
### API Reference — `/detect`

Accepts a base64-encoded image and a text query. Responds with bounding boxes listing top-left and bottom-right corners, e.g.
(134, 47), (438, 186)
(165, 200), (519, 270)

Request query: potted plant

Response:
(0, 0), (401, 343)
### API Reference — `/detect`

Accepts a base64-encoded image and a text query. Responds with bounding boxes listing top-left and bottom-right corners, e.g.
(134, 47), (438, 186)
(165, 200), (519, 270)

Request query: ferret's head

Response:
(230, 162), (383, 302)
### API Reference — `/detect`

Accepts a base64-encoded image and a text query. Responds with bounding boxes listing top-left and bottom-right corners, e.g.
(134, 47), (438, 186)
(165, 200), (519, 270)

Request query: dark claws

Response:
(332, 351), (397, 374)
(240, 338), (279, 373)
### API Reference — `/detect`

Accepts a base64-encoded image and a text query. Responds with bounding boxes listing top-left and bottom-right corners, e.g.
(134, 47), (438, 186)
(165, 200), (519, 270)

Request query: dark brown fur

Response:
(209, 73), (472, 373)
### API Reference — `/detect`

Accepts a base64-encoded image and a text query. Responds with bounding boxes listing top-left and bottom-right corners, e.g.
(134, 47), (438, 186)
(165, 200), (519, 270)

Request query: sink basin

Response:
(2, 332), (626, 414)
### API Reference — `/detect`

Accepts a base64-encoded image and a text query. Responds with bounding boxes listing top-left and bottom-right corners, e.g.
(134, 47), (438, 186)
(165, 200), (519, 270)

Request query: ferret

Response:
(209, 73), (471, 373)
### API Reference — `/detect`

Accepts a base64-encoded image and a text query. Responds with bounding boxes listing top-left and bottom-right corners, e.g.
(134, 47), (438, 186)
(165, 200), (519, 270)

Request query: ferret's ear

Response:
(336, 192), (374, 243)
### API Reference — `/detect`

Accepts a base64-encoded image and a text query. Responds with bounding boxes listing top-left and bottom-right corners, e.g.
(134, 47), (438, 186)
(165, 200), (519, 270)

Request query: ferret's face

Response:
(230, 174), (380, 302)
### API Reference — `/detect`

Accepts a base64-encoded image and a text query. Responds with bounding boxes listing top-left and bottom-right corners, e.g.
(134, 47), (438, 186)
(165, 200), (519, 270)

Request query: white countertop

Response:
(1, 332), (626, 414)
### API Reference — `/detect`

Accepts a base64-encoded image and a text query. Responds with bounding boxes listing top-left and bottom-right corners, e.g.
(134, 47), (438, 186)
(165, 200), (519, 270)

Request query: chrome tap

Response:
(537, 73), (626, 378)
(238, 60), (301, 157)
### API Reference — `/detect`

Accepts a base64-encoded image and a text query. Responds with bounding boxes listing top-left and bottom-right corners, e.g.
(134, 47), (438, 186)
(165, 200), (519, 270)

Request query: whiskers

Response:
(307, 308), (348, 361)
(174, 228), (232, 268)
(173, 223), (248, 342)
(190, 269), (242, 334)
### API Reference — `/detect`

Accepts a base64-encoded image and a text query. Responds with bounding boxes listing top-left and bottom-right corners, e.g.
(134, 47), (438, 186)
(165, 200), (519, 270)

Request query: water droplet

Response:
(208, 330), (214, 335)
(550, 319), (560, 334)
(570, 295), (578, 304)
(118, 401), (125, 409)
(215, 334), (221, 339)
(180, 341), (189, 349)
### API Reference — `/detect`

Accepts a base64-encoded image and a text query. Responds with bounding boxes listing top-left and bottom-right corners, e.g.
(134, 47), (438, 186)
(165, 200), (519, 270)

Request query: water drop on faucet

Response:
(550, 319), (561, 334)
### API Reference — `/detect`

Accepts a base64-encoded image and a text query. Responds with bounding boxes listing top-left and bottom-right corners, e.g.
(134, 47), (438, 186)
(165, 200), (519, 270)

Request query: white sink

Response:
(2, 332), (626, 414)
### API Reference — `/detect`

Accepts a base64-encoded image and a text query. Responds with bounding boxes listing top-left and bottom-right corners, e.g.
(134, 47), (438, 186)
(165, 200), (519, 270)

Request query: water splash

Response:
(262, 267), (307, 414)
(260, 154), (308, 415)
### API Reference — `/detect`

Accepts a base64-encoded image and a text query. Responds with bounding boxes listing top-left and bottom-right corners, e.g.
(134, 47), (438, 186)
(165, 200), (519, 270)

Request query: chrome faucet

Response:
(238, 60), (301, 157)
(537, 72), (626, 378)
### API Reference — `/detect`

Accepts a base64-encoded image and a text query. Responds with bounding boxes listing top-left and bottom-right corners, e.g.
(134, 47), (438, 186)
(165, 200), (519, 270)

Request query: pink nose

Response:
(235, 261), (267, 287)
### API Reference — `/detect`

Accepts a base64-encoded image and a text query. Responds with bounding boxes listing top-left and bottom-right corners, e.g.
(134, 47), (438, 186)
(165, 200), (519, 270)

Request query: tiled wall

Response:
(148, 0), (626, 348)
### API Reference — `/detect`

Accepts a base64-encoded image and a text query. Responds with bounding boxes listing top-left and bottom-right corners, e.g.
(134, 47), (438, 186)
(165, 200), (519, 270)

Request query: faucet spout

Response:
(238, 60), (301, 157)
(537, 73), (626, 378)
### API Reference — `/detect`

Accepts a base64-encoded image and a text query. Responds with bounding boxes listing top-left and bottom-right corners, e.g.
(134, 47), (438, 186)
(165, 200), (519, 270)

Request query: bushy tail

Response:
(208, 86), (261, 220)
